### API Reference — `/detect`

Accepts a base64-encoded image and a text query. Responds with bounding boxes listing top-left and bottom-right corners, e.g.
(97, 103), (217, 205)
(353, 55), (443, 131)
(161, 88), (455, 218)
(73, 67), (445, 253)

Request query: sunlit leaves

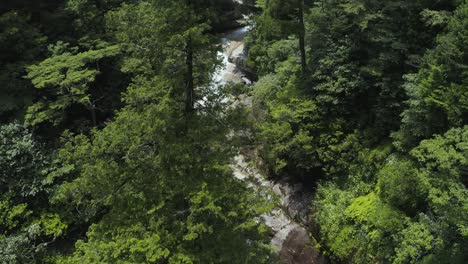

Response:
(25, 44), (120, 126)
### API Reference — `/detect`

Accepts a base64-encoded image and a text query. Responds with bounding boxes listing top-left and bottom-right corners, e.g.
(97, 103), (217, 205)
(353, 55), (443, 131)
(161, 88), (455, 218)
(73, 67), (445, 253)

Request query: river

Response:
(213, 26), (250, 85)
(214, 25), (326, 264)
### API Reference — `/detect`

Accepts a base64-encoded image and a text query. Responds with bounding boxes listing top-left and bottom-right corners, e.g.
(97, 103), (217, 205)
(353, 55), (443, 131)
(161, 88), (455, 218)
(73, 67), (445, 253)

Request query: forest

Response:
(0, 0), (466, 263)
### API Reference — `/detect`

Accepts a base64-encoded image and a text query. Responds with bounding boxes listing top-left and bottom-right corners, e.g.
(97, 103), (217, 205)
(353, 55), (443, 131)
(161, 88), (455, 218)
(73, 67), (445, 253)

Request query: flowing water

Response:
(214, 25), (325, 263)
(213, 26), (250, 85)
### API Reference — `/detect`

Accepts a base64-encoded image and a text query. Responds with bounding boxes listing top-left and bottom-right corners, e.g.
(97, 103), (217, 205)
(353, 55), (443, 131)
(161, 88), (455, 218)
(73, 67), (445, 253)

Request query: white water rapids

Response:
(213, 26), (250, 85)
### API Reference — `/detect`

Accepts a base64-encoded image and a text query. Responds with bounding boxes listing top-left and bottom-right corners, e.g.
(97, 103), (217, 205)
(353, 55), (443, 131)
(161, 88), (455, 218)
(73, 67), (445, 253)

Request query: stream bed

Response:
(214, 26), (326, 264)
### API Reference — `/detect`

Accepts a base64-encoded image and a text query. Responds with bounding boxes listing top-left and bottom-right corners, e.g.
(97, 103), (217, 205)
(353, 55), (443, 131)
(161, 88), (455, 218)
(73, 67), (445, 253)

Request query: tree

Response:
(65, 0), (128, 39)
(0, 123), (68, 263)
(250, 0), (461, 178)
(256, 0), (308, 74)
(46, 1), (277, 262)
(0, 11), (46, 122)
(53, 73), (276, 263)
(26, 42), (120, 127)
(106, 1), (219, 114)
(315, 126), (468, 263)
(394, 1), (468, 150)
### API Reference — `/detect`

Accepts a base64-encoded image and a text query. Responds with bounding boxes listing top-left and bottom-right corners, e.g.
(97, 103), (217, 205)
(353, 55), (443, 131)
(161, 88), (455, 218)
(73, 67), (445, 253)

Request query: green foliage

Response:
(0, 233), (36, 264)
(393, 214), (444, 264)
(53, 71), (275, 262)
(244, 38), (297, 75)
(57, 225), (171, 263)
(377, 158), (424, 214)
(0, 123), (68, 263)
(66, 0), (129, 39)
(1, 0), (466, 262)
(394, 1), (468, 150)
(250, 1), (466, 262)
(250, 0), (457, 178)
(26, 43), (120, 127)
(25, 1), (279, 262)
(252, 55), (322, 175)
(315, 127), (468, 263)
(0, 1), (72, 122)
(0, 123), (50, 197)
(0, 11), (46, 120)
(106, 0), (219, 113)
(246, 0), (307, 74)
(340, 192), (407, 262)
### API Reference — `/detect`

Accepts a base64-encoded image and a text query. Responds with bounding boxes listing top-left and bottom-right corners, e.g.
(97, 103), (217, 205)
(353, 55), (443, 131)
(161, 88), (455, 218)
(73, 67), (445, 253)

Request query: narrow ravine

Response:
(215, 25), (326, 264)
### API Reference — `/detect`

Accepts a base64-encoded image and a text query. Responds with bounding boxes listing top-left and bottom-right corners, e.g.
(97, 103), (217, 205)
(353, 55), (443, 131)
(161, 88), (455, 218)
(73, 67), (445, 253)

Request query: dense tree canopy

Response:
(248, 0), (467, 263)
(0, 123), (68, 263)
(0, 0), (466, 263)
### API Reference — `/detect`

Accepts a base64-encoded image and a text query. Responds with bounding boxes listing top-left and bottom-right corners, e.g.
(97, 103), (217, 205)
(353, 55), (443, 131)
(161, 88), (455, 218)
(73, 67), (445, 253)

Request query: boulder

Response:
(241, 76), (252, 85)
(279, 227), (326, 264)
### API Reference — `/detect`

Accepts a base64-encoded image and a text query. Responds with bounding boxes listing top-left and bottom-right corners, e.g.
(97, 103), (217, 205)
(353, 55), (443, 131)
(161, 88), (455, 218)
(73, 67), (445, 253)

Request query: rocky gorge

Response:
(215, 6), (327, 263)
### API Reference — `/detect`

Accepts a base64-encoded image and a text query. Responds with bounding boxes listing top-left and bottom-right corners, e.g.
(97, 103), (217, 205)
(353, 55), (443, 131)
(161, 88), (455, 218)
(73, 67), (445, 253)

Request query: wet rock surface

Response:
(228, 41), (256, 81)
(231, 154), (325, 264)
(280, 227), (326, 264)
(272, 178), (314, 223)
(217, 23), (326, 264)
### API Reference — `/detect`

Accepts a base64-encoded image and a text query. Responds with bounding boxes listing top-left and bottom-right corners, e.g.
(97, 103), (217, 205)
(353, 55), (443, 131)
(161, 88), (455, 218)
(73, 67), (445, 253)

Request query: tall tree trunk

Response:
(90, 107), (97, 127)
(87, 100), (97, 127)
(298, 0), (307, 75)
(185, 34), (194, 113)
